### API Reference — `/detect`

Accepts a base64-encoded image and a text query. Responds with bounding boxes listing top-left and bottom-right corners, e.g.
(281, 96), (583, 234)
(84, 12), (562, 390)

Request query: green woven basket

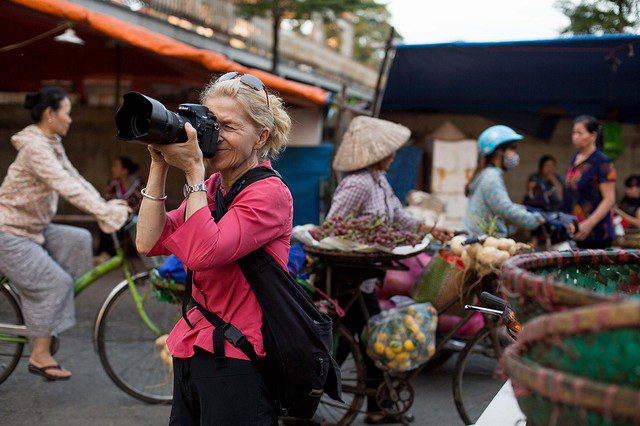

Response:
(500, 249), (640, 323)
(502, 300), (640, 425)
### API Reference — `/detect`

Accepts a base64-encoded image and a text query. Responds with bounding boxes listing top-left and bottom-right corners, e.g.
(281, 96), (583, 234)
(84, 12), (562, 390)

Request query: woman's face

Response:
(45, 97), (72, 137)
(626, 183), (640, 199)
(111, 159), (127, 180)
(379, 153), (396, 171)
(204, 96), (267, 173)
(541, 159), (556, 176)
(572, 122), (597, 151)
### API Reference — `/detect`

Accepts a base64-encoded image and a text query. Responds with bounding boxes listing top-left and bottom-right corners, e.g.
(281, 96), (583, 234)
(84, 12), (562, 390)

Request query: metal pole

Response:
(371, 26), (396, 118)
(114, 42), (122, 108)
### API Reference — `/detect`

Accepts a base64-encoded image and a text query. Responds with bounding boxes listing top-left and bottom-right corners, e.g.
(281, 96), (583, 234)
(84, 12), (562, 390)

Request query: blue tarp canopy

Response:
(381, 35), (640, 127)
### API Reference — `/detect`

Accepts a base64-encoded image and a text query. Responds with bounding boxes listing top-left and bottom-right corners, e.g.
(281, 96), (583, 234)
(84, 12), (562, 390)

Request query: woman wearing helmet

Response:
(463, 125), (545, 236)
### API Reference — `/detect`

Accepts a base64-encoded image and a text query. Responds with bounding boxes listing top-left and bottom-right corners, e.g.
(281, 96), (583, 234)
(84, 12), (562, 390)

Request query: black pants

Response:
(170, 348), (277, 426)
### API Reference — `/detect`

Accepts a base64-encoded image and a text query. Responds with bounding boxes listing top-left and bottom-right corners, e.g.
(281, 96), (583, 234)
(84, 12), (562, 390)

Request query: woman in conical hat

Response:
(329, 116), (451, 240)
(327, 116), (451, 424)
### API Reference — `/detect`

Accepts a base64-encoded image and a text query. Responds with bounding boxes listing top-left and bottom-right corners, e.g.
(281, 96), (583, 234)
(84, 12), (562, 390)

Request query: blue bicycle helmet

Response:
(478, 125), (523, 157)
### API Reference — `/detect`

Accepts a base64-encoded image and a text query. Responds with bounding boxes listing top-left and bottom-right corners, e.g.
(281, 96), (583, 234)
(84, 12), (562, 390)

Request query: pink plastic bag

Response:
(377, 253), (431, 301)
(437, 312), (485, 338)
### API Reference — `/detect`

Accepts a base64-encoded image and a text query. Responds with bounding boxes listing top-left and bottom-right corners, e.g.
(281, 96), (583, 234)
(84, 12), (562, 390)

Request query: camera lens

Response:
(116, 92), (186, 144)
(131, 114), (151, 138)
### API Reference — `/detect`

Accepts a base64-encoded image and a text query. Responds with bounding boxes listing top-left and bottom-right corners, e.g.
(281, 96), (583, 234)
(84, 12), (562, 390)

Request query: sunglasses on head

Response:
(216, 72), (270, 107)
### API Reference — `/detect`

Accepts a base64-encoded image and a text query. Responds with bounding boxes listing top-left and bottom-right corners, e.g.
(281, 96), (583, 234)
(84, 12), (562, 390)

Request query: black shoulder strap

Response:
(180, 166), (287, 364)
(214, 166), (286, 221)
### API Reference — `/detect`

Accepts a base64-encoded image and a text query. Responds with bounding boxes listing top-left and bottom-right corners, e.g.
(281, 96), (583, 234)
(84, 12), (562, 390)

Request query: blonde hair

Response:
(200, 76), (291, 161)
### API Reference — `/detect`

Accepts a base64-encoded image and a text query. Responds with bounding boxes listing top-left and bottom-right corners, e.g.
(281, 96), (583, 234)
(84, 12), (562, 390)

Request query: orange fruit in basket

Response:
(374, 342), (385, 355)
(403, 340), (415, 351)
(416, 332), (426, 343)
(377, 332), (388, 342)
(387, 360), (398, 369)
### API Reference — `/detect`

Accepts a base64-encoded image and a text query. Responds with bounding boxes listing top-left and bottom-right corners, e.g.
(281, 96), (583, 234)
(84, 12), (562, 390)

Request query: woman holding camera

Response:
(136, 73), (293, 425)
(0, 87), (130, 381)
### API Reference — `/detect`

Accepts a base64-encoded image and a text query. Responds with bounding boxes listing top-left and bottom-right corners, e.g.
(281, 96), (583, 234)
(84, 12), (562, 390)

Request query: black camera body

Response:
(115, 92), (219, 158)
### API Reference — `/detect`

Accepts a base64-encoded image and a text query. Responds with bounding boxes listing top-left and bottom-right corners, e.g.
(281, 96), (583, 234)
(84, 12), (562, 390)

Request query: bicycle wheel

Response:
(313, 324), (366, 425)
(0, 281), (25, 385)
(452, 326), (506, 425)
(96, 271), (180, 404)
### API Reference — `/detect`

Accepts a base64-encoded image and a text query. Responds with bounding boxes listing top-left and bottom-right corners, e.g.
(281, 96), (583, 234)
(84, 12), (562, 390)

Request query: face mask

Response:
(503, 152), (520, 170)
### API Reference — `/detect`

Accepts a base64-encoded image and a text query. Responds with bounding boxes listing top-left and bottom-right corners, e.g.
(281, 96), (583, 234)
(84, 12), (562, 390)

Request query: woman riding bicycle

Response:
(136, 72), (292, 425)
(329, 116), (451, 424)
(0, 87), (130, 381)
(463, 125), (545, 237)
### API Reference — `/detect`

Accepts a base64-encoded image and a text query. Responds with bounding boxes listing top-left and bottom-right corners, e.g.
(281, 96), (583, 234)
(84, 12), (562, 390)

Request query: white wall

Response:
(287, 106), (324, 146)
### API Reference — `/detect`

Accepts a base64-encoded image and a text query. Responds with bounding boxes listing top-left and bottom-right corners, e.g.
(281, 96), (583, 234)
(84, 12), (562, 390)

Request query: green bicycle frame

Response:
(74, 246), (160, 335)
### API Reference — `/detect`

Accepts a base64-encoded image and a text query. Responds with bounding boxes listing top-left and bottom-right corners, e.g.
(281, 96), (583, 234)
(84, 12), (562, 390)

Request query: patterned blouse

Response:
(327, 169), (422, 231)
(562, 150), (617, 242)
(0, 125), (128, 244)
(463, 166), (544, 237)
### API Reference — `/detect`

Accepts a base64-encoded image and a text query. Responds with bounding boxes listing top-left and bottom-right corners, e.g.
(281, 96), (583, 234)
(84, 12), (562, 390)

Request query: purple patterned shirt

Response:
(327, 170), (422, 231)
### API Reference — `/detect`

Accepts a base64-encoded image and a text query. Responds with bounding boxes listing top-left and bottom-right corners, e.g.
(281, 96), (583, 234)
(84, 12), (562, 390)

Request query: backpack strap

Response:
(180, 166), (286, 366)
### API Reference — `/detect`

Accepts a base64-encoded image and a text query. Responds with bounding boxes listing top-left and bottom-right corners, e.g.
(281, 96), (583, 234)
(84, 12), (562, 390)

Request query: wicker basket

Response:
(500, 249), (640, 323)
(502, 300), (640, 425)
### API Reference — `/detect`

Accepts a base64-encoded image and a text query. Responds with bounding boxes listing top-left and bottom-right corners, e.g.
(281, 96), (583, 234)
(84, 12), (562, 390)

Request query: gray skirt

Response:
(0, 224), (92, 337)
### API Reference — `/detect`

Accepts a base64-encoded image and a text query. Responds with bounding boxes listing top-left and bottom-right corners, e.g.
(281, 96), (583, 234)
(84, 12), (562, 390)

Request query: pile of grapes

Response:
(309, 215), (426, 249)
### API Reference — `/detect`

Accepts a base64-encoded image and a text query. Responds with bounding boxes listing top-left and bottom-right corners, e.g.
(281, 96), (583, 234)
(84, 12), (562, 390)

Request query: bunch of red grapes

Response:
(309, 215), (425, 249)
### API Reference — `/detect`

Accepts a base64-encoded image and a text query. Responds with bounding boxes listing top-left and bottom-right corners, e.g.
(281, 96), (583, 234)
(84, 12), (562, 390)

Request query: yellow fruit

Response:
(390, 341), (403, 353)
(395, 352), (409, 362)
(387, 360), (398, 369)
(399, 361), (411, 371)
(374, 342), (385, 355)
(384, 348), (396, 359)
(377, 332), (388, 342)
(407, 306), (416, 315)
(416, 332), (426, 342)
(404, 340), (415, 351)
(404, 315), (417, 329)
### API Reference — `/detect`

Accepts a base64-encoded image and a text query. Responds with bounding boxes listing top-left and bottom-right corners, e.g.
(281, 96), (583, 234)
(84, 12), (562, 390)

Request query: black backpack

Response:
(181, 166), (342, 419)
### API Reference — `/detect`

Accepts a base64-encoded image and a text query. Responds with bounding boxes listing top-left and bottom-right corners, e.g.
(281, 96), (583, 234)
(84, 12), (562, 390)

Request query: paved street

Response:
(0, 268), (505, 425)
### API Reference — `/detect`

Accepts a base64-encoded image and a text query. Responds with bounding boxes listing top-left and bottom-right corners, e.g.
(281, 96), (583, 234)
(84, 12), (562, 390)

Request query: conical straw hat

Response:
(333, 116), (411, 172)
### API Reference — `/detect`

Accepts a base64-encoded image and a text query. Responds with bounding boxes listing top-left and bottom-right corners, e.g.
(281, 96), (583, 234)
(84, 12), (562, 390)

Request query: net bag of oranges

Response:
(362, 303), (437, 373)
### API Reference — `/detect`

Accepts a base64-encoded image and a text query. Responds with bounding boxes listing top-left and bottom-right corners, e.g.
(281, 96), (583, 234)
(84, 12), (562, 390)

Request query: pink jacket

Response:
(148, 163), (293, 359)
(0, 125), (128, 244)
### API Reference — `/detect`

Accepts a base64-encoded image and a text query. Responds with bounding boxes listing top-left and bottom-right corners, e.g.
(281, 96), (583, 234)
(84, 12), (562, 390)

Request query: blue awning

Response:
(381, 34), (640, 125)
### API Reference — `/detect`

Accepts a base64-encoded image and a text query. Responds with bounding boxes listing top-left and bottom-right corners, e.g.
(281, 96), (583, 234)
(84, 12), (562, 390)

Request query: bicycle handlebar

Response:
(479, 291), (507, 311)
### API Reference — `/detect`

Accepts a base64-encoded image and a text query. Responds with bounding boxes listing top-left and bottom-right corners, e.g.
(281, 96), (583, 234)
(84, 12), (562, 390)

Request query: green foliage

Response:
(235, 0), (395, 68)
(556, 0), (640, 34)
(235, 0), (378, 20)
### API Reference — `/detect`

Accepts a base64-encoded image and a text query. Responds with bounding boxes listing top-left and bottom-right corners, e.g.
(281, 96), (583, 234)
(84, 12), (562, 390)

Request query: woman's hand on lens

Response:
(147, 145), (167, 167)
(150, 123), (204, 175)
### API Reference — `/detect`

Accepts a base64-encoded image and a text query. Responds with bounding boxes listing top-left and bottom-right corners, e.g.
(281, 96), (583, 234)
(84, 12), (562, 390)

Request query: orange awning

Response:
(3, 0), (330, 105)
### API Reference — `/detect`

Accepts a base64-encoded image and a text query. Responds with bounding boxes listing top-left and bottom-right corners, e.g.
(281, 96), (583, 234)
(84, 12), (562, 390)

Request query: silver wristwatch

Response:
(183, 183), (207, 198)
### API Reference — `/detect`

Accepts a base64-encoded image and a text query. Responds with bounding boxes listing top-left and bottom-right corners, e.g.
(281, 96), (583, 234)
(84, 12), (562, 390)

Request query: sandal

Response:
(28, 363), (71, 381)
